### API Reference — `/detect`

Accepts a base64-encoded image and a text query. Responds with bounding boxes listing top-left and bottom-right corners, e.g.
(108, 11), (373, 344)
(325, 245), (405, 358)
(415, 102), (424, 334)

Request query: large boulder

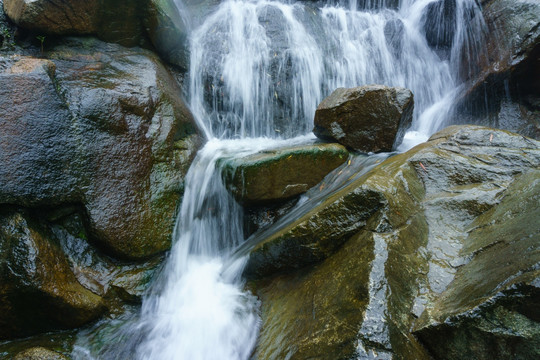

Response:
(313, 85), (414, 153)
(0, 209), (106, 340)
(248, 126), (540, 359)
(221, 143), (348, 204)
(0, 37), (202, 259)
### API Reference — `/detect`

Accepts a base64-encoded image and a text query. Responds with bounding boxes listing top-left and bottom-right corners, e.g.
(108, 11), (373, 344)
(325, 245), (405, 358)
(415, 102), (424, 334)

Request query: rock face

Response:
(0, 209), (106, 340)
(221, 143), (348, 204)
(313, 85), (414, 153)
(248, 126), (540, 359)
(413, 169), (540, 360)
(0, 37), (201, 259)
(456, 0), (540, 139)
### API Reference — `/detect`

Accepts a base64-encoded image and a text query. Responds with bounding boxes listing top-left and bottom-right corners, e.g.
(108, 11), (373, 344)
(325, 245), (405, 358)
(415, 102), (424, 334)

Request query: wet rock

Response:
(313, 85), (414, 153)
(0, 209), (106, 340)
(249, 125), (540, 358)
(413, 169), (540, 360)
(13, 347), (69, 360)
(243, 198), (299, 237)
(251, 141), (431, 359)
(0, 37), (202, 259)
(253, 230), (375, 360)
(455, 0), (540, 139)
(50, 210), (162, 303)
(145, 0), (190, 71)
(221, 143), (348, 204)
(243, 182), (385, 279)
(423, 0), (457, 52)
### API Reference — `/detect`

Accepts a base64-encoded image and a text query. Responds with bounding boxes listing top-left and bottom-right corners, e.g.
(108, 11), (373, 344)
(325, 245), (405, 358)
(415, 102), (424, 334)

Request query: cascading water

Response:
(74, 0), (488, 359)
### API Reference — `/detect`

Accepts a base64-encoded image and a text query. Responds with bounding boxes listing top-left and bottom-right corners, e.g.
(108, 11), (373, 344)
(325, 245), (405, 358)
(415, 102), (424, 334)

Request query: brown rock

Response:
(313, 85), (414, 153)
(0, 210), (106, 340)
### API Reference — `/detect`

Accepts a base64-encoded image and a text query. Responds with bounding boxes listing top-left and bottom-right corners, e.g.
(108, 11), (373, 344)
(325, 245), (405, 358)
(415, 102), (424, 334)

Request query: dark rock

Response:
(221, 143), (348, 204)
(13, 346), (69, 360)
(145, 0), (190, 71)
(0, 209), (106, 340)
(0, 0), (16, 51)
(313, 85), (414, 152)
(243, 198), (299, 237)
(249, 125), (540, 359)
(50, 210), (162, 303)
(423, 0), (457, 52)
(0, 37), (202, 259)
(455, 0), (540, 139)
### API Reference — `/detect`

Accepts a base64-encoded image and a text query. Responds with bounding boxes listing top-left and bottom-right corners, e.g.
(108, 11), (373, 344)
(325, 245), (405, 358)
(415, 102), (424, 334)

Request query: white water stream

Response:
(75, 0), (487, 358)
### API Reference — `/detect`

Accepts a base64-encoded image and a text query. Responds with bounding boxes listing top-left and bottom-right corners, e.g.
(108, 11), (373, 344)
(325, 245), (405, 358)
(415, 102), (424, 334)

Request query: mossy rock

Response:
(221, 142), (348, 205)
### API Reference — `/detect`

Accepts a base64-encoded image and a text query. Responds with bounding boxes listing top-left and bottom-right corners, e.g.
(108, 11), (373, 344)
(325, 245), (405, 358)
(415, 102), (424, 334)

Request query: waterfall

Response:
(74, 0), (487, 359)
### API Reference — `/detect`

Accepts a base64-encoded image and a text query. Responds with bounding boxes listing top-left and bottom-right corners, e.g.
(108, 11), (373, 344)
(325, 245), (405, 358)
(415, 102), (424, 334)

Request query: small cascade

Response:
(188, 0), (486, 143)
(75, 1), (489, 359)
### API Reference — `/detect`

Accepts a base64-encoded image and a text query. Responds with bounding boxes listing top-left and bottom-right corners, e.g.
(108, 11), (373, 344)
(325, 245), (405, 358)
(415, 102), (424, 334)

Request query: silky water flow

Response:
(73, 0), (488, 358)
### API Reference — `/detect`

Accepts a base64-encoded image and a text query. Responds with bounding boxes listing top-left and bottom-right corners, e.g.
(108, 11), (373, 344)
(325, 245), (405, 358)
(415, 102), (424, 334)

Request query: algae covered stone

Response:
(221, 142), (348, 204)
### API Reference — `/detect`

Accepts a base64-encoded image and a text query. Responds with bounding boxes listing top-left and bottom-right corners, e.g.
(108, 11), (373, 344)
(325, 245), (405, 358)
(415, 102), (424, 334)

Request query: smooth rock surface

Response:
(0, 38), (201, 259)
(413, 169), (540, 360)
(313, 85), (414, 152)
(0, 210), (106, 340)
(221, 143), (348, 204)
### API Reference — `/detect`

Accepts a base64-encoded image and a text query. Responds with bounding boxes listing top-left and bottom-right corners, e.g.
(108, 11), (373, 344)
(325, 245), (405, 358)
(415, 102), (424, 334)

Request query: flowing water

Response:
(75, 0), (487, 358)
